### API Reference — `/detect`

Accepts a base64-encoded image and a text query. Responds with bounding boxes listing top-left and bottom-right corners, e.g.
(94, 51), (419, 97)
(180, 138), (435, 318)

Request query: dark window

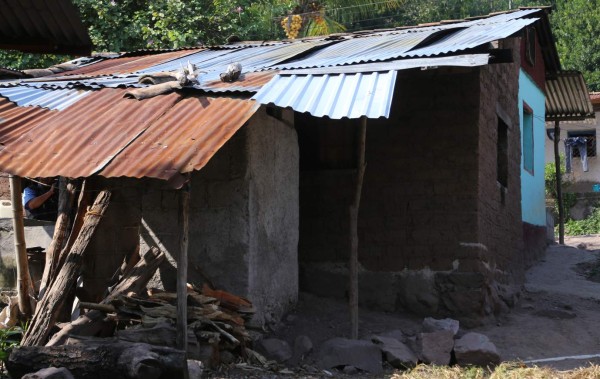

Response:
(522, 104), (534, 174)
(525, 27), (536, 66)
(567, 130), (596, 157)
(497, 116), (508, 188)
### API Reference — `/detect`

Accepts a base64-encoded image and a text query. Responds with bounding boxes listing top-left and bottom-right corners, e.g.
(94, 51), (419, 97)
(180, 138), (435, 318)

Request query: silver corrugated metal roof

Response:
(405, 18), (536, 57)
(0, 87), (91, 110)
(274, 29), (438, 70)
(253, 70), (397, 119)
(138, 40), (330, 81)
(546, 71), (595, 121)
(253, 54), (491, 119)
(273, 9), (539, 69)
(283, 54), (490, 75)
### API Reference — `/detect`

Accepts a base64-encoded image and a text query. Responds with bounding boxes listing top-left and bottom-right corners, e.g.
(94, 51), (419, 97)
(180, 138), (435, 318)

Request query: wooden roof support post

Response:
(554, 120), (565, 244)
(9, 175), (33, 318)
(177, 174), (190, 376)
(349, 116), (367, 339)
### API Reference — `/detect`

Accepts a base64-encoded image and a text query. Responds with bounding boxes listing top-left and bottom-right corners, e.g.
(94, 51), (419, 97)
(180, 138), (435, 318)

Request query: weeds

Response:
(392, 363), (600, 379)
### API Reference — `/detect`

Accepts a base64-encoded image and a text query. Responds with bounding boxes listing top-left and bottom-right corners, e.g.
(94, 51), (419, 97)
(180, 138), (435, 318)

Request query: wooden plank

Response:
(22, 190), (111, 346)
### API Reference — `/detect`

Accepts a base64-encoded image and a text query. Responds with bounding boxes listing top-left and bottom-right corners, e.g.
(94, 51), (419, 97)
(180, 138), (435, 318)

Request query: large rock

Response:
(257, 338), (293, 363)
(454, 332), (501, 367)
(418, 330), (454, 365)
(317, 338), (382, 374)
(422, 317), (459, 336)
(290, 335), (313, 365)
(22, 367), (74, 379)
(372, 335), (417, 369)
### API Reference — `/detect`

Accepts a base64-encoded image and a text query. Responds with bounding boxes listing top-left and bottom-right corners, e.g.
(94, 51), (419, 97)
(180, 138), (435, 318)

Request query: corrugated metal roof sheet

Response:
(138, 40), (330, 82)
(0, 87), (91, 110)
(253, 71), (397, 119)
(0, 0), (91, 55)
(254, 54), (490, 119)
(101, 97), (259, 181)
(63, 49), (203, 77)
(274, 29), (438, 70)
(546, 71), (595, 121)
(0, 97), (55, 145)
(405, 18), (536, 57)
(0, 89), (259, 182)
(274, 9), (539, 69)
(200, 71), (278, 93)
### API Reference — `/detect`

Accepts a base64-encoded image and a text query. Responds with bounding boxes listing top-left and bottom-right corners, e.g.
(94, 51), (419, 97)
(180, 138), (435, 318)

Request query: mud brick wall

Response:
(140, 106), (299, 327)
(475, 37), (525, 291)
(299, 56), (525, 325)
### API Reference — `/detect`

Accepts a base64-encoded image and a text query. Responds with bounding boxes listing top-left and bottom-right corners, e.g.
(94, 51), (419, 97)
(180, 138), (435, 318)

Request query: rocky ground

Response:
(205, 236), (600, 377)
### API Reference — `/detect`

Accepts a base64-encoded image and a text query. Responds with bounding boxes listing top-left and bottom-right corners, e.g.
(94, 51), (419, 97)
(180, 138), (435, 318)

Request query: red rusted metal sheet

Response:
(202, 71), (278, 93)
(0, 98), (55, 145)
(64, 49), (203, 77)
(0, 89), (182, 178)
(100, 96), (259, 182)
(0, 88), (259, 183)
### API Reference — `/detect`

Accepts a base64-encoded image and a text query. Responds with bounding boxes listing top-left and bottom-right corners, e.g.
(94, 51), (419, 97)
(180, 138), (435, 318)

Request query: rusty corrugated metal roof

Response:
(0, 86), (91, 110)
(546, 71), (595, 121)
(0, 89), (259, 182)
(63, 49), (203, 77)
(101, 96), (258, 182)
(0, 97), (55, 145)
(0, 0), (91, 55)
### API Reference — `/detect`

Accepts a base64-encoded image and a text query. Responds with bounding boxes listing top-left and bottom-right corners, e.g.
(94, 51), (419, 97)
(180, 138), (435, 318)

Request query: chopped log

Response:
(22, 190), (112, 347)
(47, 247), (165, 346)
(79, 302), (117, 313)
(201, 284), (254, 313)
(39, 179), (78, 298)
(7, 342), (186, 379)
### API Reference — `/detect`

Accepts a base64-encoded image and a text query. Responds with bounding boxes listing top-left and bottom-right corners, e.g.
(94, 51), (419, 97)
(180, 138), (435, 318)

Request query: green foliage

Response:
(0, 326), (23, 368)
(564, 207), (600, 235)
(552, 0), (600, 91)
(0, 51), (70, 71)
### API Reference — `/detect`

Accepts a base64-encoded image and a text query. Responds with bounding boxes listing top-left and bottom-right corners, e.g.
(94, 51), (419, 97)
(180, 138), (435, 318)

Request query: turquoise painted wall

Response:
(518, 70), (546, 226)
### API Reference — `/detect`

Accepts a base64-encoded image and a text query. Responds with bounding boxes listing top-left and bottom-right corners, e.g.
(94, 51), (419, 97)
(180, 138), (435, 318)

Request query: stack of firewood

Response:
(79, 284), (256, 361)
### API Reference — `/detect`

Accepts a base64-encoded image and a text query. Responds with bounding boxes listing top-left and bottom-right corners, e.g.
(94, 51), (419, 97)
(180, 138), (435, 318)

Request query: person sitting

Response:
(23, 178), (58, 221)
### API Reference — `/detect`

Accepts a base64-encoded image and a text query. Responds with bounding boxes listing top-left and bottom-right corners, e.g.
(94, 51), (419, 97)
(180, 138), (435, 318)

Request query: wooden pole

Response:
(553, 120), (565, 244)
(9, 175), (33, 318)
(176, 176), (190, 357)
(349, 117), (367, 339)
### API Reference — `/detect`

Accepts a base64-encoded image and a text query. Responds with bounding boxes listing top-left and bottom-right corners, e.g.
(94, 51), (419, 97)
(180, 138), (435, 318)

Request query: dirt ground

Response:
(259, 236), (600, 373)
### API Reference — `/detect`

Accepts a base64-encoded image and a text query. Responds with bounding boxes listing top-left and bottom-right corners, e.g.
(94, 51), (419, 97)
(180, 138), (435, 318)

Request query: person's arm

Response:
(24, 185), (55, 210)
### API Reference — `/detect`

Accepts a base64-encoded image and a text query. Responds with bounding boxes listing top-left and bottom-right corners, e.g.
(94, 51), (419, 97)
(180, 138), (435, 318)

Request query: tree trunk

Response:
(7, 342), (186, 379)
(47, 247), (165, 346)
(22, 190), (111, 347)
(39, 178), (78, 298)
(9, 175), (33, 318)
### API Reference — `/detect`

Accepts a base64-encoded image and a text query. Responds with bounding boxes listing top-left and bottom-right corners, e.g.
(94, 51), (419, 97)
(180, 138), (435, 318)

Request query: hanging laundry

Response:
(564, 137), (588, 173)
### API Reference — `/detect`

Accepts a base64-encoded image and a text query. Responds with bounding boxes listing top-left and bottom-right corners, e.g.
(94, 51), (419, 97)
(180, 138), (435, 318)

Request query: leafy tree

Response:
(551, 0), (600, 91)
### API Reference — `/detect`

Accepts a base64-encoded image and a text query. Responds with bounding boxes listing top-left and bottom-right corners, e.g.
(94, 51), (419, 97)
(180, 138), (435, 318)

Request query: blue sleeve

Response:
(23, 187), (37, 210)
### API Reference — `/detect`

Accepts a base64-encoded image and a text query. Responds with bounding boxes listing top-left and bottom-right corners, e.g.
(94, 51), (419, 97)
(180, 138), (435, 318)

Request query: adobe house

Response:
(0, 8), (592, 327)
